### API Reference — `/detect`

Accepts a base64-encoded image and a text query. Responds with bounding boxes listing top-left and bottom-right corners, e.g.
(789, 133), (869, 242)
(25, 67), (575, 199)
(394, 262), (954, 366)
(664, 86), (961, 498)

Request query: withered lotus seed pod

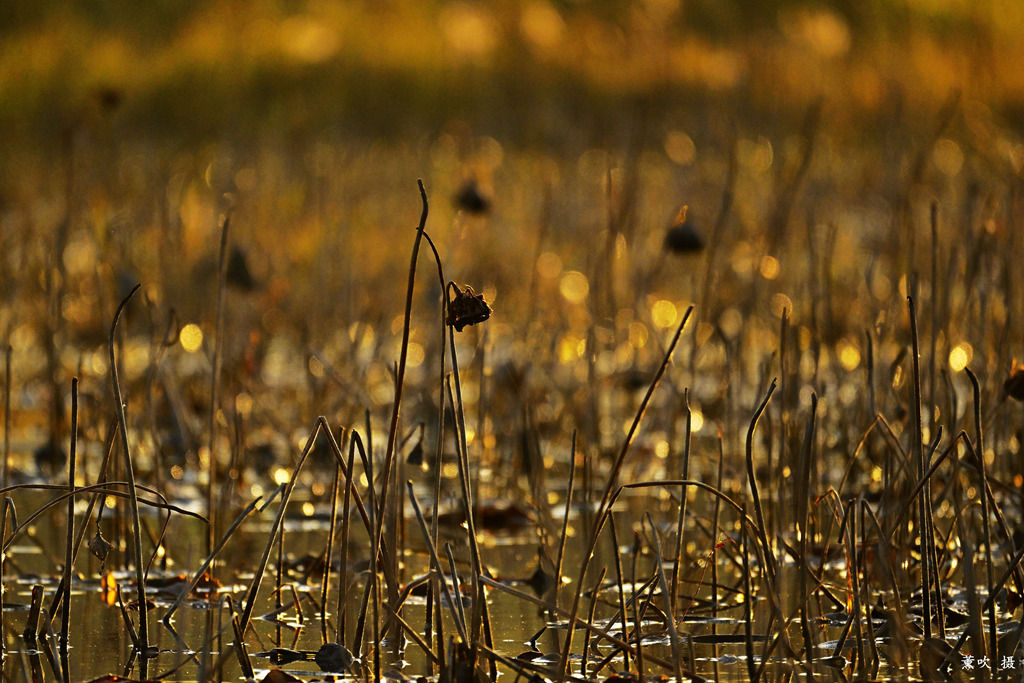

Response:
(226, 245), (257, 291)
(445, 283), (492, 332)
(1004, 361), (1024, 401)
(663, 205), (704, 253)
(454, 179), (491, 215)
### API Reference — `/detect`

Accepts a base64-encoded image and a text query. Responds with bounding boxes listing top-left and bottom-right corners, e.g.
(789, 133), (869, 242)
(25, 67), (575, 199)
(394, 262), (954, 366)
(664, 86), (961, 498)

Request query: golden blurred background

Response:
(2, 0), (1023, 150)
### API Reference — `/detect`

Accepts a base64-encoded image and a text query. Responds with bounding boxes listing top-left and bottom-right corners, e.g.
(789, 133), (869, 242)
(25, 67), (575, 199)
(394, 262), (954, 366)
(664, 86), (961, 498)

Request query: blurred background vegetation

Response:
(2, 0), (1023, 461)
(3, 0), (1024, 153)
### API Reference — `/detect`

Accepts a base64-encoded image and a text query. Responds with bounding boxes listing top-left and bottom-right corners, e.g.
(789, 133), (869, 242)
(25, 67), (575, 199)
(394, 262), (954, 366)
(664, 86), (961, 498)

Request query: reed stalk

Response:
(109, 284), (149, 659)
(206, 213), (232, 559)
(967, 367), (998, 667)
(59, 377), (78, 651)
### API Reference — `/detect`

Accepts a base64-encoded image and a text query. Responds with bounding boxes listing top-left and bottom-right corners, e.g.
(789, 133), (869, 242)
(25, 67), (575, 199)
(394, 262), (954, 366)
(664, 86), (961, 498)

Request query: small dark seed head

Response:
(663, 205), (704, 254)
(445, 283), (492, 332)
(454, 180), (491, 215)
(1004, 361), (1024, 401)
(226, 246), (257, 291)
(34, 438), (67, 478)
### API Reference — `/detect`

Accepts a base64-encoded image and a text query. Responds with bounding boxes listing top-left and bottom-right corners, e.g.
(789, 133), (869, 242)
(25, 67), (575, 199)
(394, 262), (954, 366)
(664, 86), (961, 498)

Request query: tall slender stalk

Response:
(0, 497), (12, 655)
(908, 296), (931, 639)
(109, 284), (148, 660)
(554, 430), (577, 611)
(797, 393), (818, 664)
(967, 367), (997, 666)
(745, 378), (778, 584)
(742, 516), (756, 683)
(669, 389), (692, 616)
(580, 567), (606, 678)
(321, 459), (341, 643)
(60, 377), (78, 651)
(419, 228), (448, 671)
(608, 517), (629, 672)
(372, 180), (429, 606)
(207, 212), (232, 559)
(2, 344), (10, 490)
(337, 430), (357, 645)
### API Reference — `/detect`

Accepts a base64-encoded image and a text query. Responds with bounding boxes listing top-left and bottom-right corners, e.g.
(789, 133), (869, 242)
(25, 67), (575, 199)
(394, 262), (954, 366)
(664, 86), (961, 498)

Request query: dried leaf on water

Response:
(436, 500), (533, 532)
(147, 571), (222, 598)
(315, 642), (353, 672)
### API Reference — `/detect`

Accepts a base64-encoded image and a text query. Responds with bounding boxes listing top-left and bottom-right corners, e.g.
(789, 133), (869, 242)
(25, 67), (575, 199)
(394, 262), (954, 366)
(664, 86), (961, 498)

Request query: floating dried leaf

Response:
(148, 572), (222, 598)
(436, 500), (533, 531)
(315, 642), (353, 672)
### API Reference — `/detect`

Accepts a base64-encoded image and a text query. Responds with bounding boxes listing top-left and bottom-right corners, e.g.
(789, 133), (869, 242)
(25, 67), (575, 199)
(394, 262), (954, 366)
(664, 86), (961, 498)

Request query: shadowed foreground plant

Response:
(445, 283), (492, 332)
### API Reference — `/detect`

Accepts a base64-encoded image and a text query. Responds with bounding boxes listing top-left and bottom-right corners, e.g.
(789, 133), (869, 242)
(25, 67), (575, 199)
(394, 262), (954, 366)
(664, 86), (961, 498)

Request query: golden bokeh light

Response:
(628, 321), (648, 349)
(664, 130), (696, 165)
(520, 1), (564, 51)
(719, 308), (743, 340)
(441, 3), (498, 59)
(180, 323), (204, 353)
(933, 138), (964, 177)
(838, 339), (861, 371)
(558, 334), (586, 364)
(770, 293), (792, 318)
(537, 251), (563, 279)
(235, 393), (253, 416)
(559, 271), (590, 303)
(407, 342), (425, 368)
(651, 300), (678, 328)
(949, 342), (973, 372)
